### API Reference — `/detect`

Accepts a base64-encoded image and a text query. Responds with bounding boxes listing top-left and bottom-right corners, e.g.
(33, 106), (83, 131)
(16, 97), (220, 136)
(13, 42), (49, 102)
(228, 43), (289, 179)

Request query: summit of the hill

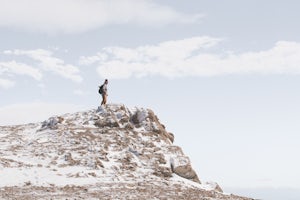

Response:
(0, 104), (252, 200)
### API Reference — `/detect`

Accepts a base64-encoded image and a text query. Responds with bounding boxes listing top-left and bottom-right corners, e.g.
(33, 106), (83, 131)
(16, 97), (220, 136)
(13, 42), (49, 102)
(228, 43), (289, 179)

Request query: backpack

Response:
(98, 85), (104, 94)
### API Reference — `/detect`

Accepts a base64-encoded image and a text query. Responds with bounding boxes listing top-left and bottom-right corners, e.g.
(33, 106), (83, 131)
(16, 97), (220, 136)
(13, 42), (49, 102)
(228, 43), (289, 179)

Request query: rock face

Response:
(171, 156), (200, 183)
(0, 104), (253, 200)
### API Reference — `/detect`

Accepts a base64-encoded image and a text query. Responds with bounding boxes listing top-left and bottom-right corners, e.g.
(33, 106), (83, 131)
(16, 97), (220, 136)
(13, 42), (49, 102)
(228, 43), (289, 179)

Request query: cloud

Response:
(0, 102), (88, 125)
(0, 61), (42, 89)
(4, 49), (82, 82)
(79, 37), (300, 79)
(0, 61), (43, 80)
(0, 0), (203, 34)
(0, 78), (15, 89)
(79, 53), (108, 66)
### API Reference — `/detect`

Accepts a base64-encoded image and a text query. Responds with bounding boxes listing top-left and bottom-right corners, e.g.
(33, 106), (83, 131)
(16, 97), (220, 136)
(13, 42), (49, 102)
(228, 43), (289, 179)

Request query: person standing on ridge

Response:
(99, 79), (108, 106)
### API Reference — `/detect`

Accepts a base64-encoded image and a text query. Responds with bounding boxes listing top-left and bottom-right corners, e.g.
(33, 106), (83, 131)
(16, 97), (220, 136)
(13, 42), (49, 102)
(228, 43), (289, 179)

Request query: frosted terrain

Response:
(0, 104), (252, 200)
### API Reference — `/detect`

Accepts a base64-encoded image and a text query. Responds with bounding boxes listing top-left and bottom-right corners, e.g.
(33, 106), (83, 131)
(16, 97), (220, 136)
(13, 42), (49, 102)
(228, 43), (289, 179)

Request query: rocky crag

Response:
(0, 104), (253, 200)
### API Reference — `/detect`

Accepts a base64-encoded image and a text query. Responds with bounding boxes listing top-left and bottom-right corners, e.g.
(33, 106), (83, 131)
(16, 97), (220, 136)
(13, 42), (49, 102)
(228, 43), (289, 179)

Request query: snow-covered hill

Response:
(0, 104), (252, 200)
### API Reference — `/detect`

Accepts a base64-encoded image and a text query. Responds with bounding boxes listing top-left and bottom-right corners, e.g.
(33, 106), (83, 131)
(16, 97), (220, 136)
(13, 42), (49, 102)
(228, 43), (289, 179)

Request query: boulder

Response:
(131, 109), (148, 124)
(41, 117), (60, 129)
(170, 156), (201, 183)
(204, 182), (223, 193)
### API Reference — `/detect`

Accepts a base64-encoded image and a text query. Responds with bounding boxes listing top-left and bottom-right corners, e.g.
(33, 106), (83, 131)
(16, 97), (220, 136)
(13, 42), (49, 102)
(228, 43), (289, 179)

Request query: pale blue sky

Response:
(1, 1), (300, 199)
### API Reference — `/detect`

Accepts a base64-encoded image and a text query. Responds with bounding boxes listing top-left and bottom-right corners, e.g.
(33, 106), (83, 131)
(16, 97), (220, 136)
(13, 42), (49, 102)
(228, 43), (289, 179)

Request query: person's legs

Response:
(103, 94), (107, 105)
(101, 94), (107, 105)
(101, 94), (105, 105)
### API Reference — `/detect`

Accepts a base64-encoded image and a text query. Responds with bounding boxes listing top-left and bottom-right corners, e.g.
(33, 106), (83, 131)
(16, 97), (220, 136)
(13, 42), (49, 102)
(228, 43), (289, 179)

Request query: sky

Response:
(1, 0), (300, 199)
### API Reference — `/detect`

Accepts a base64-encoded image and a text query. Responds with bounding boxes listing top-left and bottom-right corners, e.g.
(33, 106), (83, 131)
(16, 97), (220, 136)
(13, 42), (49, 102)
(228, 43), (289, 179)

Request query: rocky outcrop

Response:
(0, 104), (252, 200)
(171, 156), (201, 183)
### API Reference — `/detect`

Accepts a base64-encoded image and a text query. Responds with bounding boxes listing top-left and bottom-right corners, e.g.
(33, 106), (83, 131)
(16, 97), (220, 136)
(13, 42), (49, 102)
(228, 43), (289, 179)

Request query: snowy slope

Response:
(0, 104), (253, 200)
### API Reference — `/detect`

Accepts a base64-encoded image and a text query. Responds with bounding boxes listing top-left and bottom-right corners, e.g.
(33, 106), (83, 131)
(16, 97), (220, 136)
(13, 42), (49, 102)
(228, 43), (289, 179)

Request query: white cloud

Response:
(0, 0), (203, 34)
(79, 53), (108, 66)
(0, 102), (88, 125)
(0, 60), (43, 80)
(4, 49), (82, 82)
(0, 78), (15, 89)
(79, 37), (300, 79)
